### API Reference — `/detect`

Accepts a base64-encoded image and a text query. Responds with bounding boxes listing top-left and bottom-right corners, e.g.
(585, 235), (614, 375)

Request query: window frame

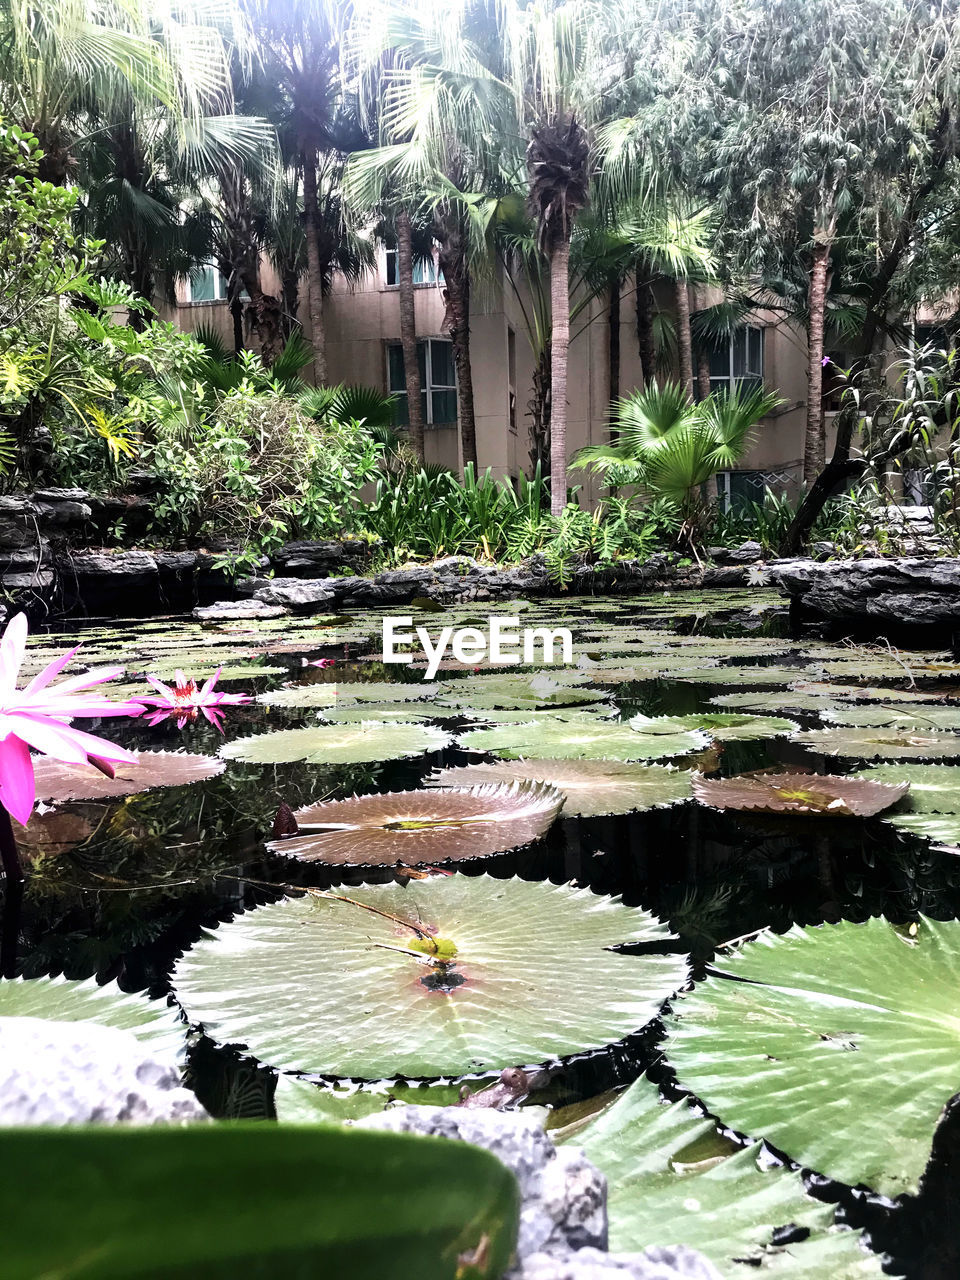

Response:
(387, 337), (458, 428)
(708, 325), (765, 395)
(382, 245), (440, 288)
(185, 261), (229, 305)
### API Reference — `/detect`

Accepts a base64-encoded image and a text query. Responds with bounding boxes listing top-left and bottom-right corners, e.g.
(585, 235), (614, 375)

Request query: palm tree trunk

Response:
(528, 346), (551, 476)
(675, 277), (694, 398)
(397, 209), (425, 463)
(636, 266), (656, 387)
(697, 346), (712, 402)
(549, 236), (571, 516)
(608, 276), (621, 408)
(437, 218), (477, 470)
(301, 153), (327, 385)
(804, 241), (831, 484)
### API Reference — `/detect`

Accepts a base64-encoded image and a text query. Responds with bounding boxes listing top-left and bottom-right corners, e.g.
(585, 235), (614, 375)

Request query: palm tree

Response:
(572, 382), (782, 554)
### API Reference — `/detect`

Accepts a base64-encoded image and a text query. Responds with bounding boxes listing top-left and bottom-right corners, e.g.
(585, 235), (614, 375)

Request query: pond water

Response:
(6, 587), (960, 1278)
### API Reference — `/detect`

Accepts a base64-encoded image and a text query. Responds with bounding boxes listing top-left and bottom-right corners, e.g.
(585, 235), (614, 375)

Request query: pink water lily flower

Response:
(0, 612), (144, 826)
(141, 668), (250, 731)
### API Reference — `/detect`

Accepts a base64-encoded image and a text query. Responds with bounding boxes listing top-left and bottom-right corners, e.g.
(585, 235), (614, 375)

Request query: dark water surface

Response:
(5, 591), (960, 1277)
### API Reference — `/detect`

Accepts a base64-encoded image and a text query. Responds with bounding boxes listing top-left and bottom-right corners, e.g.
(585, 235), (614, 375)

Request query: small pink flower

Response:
(821, 356), (831, 367)
(302, 657), (336, 669)
(0, 612), (144, 826)
(140, 668), (250, 732)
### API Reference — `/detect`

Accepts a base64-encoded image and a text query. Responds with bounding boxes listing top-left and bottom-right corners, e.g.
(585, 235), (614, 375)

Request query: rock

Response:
(67, 549), (158, 580)
(519, 1248), (722, 1279)
(270, 539), (370, 576)
(32, 487), (89, 503)
(771, 556), (960, 627)
(0, 1017), (208, 1126)
(193, 599), (288, 621)
(2, 569), (55, 591)
(156, 551), (198, 573)
(253, 577), (338, 609)
(357, 1105), (719, 1279)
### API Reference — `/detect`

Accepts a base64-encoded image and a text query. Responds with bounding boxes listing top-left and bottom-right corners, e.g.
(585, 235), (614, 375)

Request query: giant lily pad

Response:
(629, 713), (797, 742)
(794, 727), (960, 760)
(266, 781), (563, 865)
(171, 876), (687, 1078)
(457, 720), (709, 762)
(220, 723), (453, 766)
(673, 665), (806, 686)
(573, 1074), (884, 1276)
(259, 682), (440, 709)
(427, 760), (692, 818)
(857, 763), (960, 812)
(820, 703), (960, 730)
(691, 771), (908, 817)
(33, 751), (225, 803)
(665, 916), (960, 1196)
(0, 975), (185, 1062)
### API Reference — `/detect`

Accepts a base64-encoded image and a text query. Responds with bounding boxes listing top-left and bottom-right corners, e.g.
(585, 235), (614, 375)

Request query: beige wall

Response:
(168, 255), (820, 503)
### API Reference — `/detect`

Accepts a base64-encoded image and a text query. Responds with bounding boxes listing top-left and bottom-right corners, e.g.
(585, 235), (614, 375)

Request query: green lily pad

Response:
(457, 720), (709, 762)
(857, 763), (960, 812)
(883, 812), (960, 847)
(427, 760), (692, 818)
(0, 976), (185, 1062)
(172, 876), (687, 1078)
(674, 666), (806, 686)
(665, 916), (960, 1197)
(317, 703), (439, 723)
(259, 682), (439, 709)
(220, 723), (453, 766)
(572, 1074), (884, 1276)
(794, 727), (960, 760)
(629, 713), (798, 742)
(821, 703), (960, 730)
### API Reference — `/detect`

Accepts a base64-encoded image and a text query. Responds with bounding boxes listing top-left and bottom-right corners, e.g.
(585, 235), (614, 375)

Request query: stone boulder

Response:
(0, 1017), (208, 1127)
(270, 539), (370, 577)
(253, 577), (338, 609)
(193, 598), (288, 622)
(358, 1106), (720, 1280)
(771, 556), (960, 627)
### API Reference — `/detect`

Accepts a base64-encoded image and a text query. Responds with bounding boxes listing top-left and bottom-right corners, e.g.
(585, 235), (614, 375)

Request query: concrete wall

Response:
(168, 253), (818, 503)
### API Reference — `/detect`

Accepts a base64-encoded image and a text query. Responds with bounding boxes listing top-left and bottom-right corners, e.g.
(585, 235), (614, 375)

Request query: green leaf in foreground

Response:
(457, 720), (709, 762)
(220, 723), (453, 766)
(427, 760), (692, 817)
(665, 916), (960, 1196)
(172, 876), (687, 1078)
(572, 1075), (884, 1277)
(2, 1124), (518, 1280)
(0, 975), (185, 1062)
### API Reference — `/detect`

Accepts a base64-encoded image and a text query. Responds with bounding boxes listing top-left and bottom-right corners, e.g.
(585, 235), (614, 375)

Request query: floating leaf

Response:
(273, 1075), (483, 1124)
(33, 751), (225, 803)
(709, 690), (837, 714)
(259, 682), (440, 709)
(629, 713), (798, 742)
(884, 812), (960, 847)
(857, 763), (960, 813)
(4, 1124), (519, 1280)
(172, 876), (687, 1078)
(794, 727), (960, 760)
(267, 781), (563, 865)
(691, 771), (908, 817)
(427, 760), (692, 818)
(792, 682), (947, 704)
(673, 666), (806, 686)
(220, 723), (453, 766)
(459, 703), (620, 724)
(457, 719), (709, 762)
(820, 703), (960, 730)
(572, 1074), (884, 1277)
(317, 703), (439, 723)
(665, 916), (960, 1196)
(0, 975), (185, 1061)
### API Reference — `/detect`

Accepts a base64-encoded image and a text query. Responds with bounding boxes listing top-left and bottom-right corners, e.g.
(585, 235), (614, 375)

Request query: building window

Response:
(707, 326), (764, 394)
(717, 466), (799, 512)
(186, 261), (228, 304)
(383, 247), (440, 287)
(387, 339), (458, 427)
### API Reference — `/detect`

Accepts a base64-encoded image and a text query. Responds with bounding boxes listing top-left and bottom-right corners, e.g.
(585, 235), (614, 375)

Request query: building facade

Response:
(166, 251), (840, 509)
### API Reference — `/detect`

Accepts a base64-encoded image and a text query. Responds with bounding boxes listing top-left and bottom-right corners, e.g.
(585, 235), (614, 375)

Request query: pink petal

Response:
(0, 733), (35, 826)
(145, 675), (175, 701)
(22, 644), (83, 696)
(0, 614), (28, 700)
(198, 668), (222, 699)
(32, 664), (126, 698)
(6, 713), (137, 766)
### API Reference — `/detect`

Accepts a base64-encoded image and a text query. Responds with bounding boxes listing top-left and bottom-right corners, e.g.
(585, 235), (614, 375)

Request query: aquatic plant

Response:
(267, 781), (563, 866)
(32, 750), (226, 803)
(171, 876), (687, 1078)
(221, 722), (453, 766)
(0, 613), (144, 879)
(141, 668), (250, 731)
(665, 916), (960, 1197)
(628, 712), (798, 743)
(692, 770), (909, 817)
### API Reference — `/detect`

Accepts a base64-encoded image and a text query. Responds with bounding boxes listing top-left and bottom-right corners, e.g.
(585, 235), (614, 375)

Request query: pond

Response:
(5, 586), (960, 1278)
